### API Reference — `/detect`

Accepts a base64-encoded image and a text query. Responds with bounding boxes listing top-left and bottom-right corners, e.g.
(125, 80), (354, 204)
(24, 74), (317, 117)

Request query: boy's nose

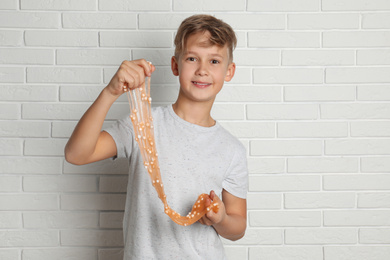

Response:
(196, 62), (208, 76)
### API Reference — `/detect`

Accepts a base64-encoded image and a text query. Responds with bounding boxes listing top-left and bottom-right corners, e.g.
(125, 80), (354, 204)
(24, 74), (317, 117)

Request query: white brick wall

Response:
(0, 1), (389, 259)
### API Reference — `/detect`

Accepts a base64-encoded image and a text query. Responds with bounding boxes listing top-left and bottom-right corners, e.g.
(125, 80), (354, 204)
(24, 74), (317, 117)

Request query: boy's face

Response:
(171, 31), (235, 104)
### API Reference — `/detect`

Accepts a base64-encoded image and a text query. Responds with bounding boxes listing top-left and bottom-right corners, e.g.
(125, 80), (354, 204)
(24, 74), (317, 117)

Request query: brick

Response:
(61, 194), (126, 210)
(324, 174), (390, 190)
(362, 13), (390, 29)
(249, 32), (320, 48)
(324, 246), (390, 260)
(0, 11), (59, 28)
(0, 103), (20, 119)
(221, 86), (283, 102)
(211, 104), (245, 120)
(0, 194), (58, 210)
(0, 30), (22, 46)
(0, 139), (22, 155)
(64, 158), (129, 174)
(59, 85), (104, 102)
(285, 228), (357, 244)
(224, 228), (283, 245)
(99, 176), (128, 192)
(282, 50), (354, 66)
(22, 103), (90, 120)
(0, 212), (22, 228)
(278, 122), (348, 138)
(360, 228), (390, 243)
(323, 31), (390, 48)
(22, 248), (97, 260)
(132, 49), (173, 66)
(357, 49), (390, 65)
(25, 30), (98, 47)
(173, 0), (245, 11)
(23, 211), (98, 228)
(61, 230), (123, 246)
(247, 0), (319, 11)
(57, 49), (129, 65)
(216, 14), (285, 30)
(247, 158), (285, 174)
(98, 249), (123, 260)
(0, 157), (61, 174)
(234, 50), (280, 66)
(224, 247), (247, 260)
(0, 85), (58, 101)
(63, 13), (136, 29)
(0, 67), (24, 83)
(326, 139), (390, 155)
(0, 250), (18, 260)
(361, 157), (390, 172)
(139, 13), (191, 29)
(21, 0), (96, 10)
(23, 175), (97, 192)
(99, 0), (170, 11)
(247, 193), (282, 209)
(251, 140), (322, 156)
(324, 210), (390, 226)
(285, 192), (356, 208)
(27, 67), (101, 83)
(351, 121), (390, 137)
(358, 85), (390, 101)
(226, 68), (251, 84)
(322, 0), (390, 11)
(288, 157), (358, 173)
(219, 122), (275, 138)
(249, 175), (320, 192)
(249, 246), (322, 260)
(321, 103), (390, 119)
(327, 67), (390, 83)
(52, 121), (77, 138)
(254, 68), (323, 84)
(288, 13), (359, 29)
(0, 230), (59, 247)
(358, 193), (390, 208)
(0, 176), (21, 191)
(100, 212), (124, 228)
(249, 210), (321, 227)
(24, 138), (67, 156)
(0, 121), (51, 137)
(100, 31), (172, 47)
(247, 104), (318, 120)
(0, 0), (16, 9)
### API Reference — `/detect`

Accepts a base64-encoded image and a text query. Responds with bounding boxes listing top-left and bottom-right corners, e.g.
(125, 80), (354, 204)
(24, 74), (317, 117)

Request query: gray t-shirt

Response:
(104, 105), (248, 260)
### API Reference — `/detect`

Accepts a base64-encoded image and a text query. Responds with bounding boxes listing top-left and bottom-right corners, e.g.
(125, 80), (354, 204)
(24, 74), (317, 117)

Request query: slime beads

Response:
(124, 76), (218, 226)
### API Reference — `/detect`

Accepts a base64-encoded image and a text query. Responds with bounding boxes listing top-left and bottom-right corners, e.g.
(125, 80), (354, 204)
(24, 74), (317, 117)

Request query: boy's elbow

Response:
(64, 146), (86, 165)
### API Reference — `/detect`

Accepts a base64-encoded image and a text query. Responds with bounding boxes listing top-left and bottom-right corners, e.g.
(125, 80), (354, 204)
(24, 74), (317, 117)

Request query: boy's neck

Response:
(172, 97), (216, 127)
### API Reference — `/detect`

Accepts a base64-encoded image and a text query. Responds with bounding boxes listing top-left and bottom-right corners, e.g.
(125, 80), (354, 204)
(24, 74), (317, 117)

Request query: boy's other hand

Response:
(198, 190), (226, 226)
(106, 59), (155, 97)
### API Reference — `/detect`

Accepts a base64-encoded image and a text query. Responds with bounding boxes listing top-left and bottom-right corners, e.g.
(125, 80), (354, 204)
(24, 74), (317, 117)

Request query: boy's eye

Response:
(211, 60), (220, 64)
(187, 57), (196, 61)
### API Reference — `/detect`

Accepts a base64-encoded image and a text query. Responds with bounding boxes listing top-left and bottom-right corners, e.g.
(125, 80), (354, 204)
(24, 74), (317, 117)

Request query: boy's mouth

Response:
(192, 81), (211, 88)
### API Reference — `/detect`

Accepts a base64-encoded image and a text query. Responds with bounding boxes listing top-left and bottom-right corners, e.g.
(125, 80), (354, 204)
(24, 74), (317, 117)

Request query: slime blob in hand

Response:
(124, 75), (219, 226)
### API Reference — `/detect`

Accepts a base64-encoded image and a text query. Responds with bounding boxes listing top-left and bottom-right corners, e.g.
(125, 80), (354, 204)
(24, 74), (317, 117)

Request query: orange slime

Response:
(124, 77), (218, 226)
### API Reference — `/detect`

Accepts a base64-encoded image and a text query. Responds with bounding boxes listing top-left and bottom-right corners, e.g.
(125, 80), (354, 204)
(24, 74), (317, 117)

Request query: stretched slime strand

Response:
(124, 76), (219, 226)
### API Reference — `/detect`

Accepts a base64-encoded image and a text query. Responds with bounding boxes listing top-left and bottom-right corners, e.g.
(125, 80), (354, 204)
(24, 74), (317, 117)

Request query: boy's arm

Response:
(199, 189), (247, 241)
(65, 59), (154, 165)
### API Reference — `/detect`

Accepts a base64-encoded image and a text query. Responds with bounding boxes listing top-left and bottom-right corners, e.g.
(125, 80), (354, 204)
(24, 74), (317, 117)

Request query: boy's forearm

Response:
(213, 213), (246, 241)
(65, 87), (118, 164)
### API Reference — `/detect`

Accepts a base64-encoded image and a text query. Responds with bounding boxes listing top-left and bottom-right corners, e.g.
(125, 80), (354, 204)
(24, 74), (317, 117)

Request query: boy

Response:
(65, 14), (248, 259)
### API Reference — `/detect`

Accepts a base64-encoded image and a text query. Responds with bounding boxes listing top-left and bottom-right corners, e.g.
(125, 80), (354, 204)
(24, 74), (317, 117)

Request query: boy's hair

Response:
(174, 14), (237, 62)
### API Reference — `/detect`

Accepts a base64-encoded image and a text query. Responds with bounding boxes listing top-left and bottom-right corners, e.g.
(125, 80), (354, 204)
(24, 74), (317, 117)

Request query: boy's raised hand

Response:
(198, 190), (226, 226)
(106, 59), (155, 97)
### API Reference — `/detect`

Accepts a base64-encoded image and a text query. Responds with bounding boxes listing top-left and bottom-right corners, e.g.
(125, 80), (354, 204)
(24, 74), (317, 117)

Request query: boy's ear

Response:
(224, 62), (236, 82)
(171, 56), (179, 76)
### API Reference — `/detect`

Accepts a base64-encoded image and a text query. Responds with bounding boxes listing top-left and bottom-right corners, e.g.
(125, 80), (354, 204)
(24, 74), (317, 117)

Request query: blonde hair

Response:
(174, 14), (237, 62)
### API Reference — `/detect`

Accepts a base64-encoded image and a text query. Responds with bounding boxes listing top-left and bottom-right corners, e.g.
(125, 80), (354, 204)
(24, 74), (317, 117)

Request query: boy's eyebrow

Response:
(184, 51), (225, 59)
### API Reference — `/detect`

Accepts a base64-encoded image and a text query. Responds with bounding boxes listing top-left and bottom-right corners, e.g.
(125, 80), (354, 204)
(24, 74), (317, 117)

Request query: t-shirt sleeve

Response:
(222, 144), (249, 199)
(103, 117), (134, 159)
